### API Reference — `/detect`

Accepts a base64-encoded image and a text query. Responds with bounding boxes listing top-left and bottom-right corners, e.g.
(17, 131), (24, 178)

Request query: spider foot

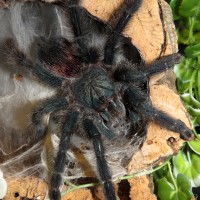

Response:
(49, 188), (61, 200)
(103, 181), (117, 200)
(176, 120), (194, 140)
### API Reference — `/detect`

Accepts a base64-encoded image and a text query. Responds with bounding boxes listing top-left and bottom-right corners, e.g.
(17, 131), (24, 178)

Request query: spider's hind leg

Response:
(83, 118), (116, 200)
(49, 108), (79, 200)
(143, 103), (193, 140)
(124, 87), (193, 141)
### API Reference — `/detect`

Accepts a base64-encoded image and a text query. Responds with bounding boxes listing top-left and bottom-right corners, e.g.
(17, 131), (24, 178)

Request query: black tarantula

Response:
(1, 0), (194, 199)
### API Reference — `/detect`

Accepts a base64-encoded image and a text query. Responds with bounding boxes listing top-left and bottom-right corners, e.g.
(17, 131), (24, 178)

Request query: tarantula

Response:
(0, 0), (193, 200)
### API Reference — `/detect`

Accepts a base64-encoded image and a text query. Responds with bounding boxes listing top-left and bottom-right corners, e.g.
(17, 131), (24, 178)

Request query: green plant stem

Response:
(192, 128), (200, 140)
(186, 148), (192, 165)
(167, 162), (177, 191)
(197, 70), (200, 99)
(188, 18), (195, 44)
(61, 182), (98, 196)
(121, 158), (171, 180)
(189, 69), (197, 95)
(64, 180), (77, 187)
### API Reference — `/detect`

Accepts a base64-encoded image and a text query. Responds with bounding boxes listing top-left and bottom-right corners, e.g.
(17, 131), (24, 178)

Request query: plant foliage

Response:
(154, 0), (200, 199)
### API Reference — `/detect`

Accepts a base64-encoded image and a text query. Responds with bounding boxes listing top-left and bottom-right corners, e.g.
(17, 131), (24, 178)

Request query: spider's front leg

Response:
(114, 53), (183, 84)
(57, 0), (100, 63)
(104, 0), (143, 65)
(83, 118), (116, 200)
(49, 108), (79, 200)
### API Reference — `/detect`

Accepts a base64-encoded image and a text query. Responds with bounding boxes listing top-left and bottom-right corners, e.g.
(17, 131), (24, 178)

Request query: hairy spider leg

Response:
(145, 53), (182, 77)
(68, 0), (86, 50)
(2, 39), (64, 87)
(104, 0), (143, 65)
(114, 53), (182, 84)
(68, 0), (99, 63)
(143, 104), (193, 140)
(30, 97), (68, 143)
(83, 118), (116, 200)
(124, 86), (193, 140)
(114, 53), (193, 140)
(32, 64), (63, 87)
(49, 109), (79, 200)
(68, 0), (83, 37)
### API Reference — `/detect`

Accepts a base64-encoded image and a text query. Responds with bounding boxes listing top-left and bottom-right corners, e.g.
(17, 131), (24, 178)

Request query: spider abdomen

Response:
(38, 37), (82, 78)
(72, 67), (114, 110)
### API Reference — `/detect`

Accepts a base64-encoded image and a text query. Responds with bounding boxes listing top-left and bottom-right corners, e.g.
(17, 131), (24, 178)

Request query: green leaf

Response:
(173, 150), (200, 187)
(179, 0), (200, 17)
(174, 59), (195, 81)
(186, 105), (200, 117)
(185, 43), (200, 58)
(169, 0), (182, 20)
(157, 174), (193, 200)
(180, 93), (191, 104)
(176, 174), (193, 200)
(181, 93), (200, 108)
(188, 139), (200, 155)
(173, 151), (190, 173)
(157, 177), (176, 200)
